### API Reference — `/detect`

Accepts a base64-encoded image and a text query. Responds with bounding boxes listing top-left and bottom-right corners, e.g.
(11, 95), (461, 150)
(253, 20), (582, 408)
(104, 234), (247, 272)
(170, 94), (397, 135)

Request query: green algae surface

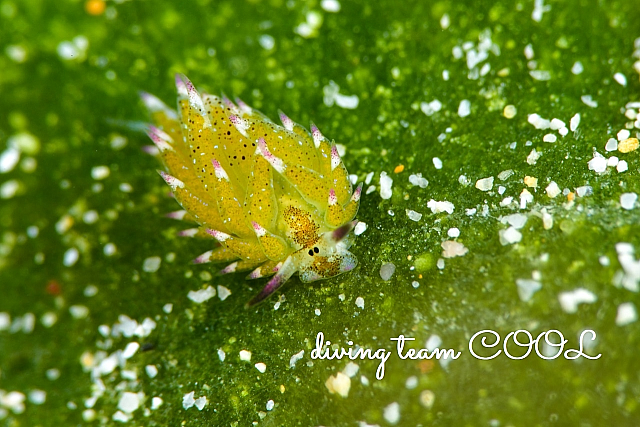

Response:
(1, 0), (640, 425)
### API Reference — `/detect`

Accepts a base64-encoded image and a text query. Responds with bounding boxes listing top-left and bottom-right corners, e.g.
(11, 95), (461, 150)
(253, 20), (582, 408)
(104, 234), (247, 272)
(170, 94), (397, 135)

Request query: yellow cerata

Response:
(141, 75), (362, 306)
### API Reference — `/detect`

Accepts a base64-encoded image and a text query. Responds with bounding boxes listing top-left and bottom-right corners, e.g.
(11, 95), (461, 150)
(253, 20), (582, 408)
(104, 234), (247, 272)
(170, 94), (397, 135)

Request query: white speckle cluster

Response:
(379, 171), (393, 199)
(217, 285), (232, 301)
(441, 241), (468, 258)
(475, 176), (494, 191)
(620, 193), (637, 210)
(615, 243), (640, 292)
(405, 209), (422, 222)
(616, 303), (637, 326)
(289, 350), (305, 368)
(380, 262), (396, 281)
(354, 221), (368, 236)
(323, 80), (359, 109)
(408, 173), (428, 188)
(383, 401), (401, 424)
(420, 99), (442, 116)
(187, 286), (216, 303)
(458, 99), (471, 117)
(325, 372), (351, 397)
(516, 279), (542, 302)
(558, 288), (597, 313)
(427, 200), (454, 214)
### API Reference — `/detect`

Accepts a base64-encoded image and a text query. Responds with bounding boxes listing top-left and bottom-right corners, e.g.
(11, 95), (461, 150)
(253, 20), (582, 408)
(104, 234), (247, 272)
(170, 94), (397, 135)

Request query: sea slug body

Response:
(141, 75), (361, 306)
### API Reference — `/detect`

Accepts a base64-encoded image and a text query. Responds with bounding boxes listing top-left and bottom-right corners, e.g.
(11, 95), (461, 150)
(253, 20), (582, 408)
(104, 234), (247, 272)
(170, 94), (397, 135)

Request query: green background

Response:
(1, 0), (639, 425)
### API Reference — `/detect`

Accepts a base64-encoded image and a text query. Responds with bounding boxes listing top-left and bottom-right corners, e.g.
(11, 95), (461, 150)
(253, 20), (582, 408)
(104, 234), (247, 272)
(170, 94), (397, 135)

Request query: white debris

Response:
(475, 176), (494, 191)
(520, 189), (533, 208)
(527, 113), (550, 129)
(355, 297), (365, 309)
(69, 305), (89, 319)
(383, 401), (401, 424)
(122, 342), (140, 359)
(576, 185), (592, 197)
(28, 390), (46, 405)
(321, 0), (341, 12)
(0, 146), (20, 173)
(616, 302), (637, 326)
(621, 193), (638, 210)
(617, 129), (631, 141)
(380, 263), (396, 281)
(255, 363), (267, 373)
(239, 350), (252, 361)
(365, 172), (374, 184)
(441, 241), (468, 258)
(117, 392), (140, 414)
(142, 256), (162, 273)
(570, 114), (580, 131)
(440, 13), (450, 29)
(588, 156), (607, 174)
(379, 172), (393, 200)
(182, 392), (196, 410)
(516, 279), (542, 302)
(63, 248), (80, 267)
(543, 133), (557, 143)
(545, 181), (561, 198)
(91, 165), (110, 180)
(408, 173), (428, 188)
(499, 227), (522, 245)
(527, 148), (542, 165)
(266, 399), (275, 411)
(550, 118), (566, 130)
(406, 209), (422, 221)
(112, 411), (130, 422)
(151, 397), (163, 410)
(187, 286), (216, 303)
(325, 372), (351, 397)
(162, 303), (173, 314)
(581, 95), (598, 108)
(323, 80), (359, 109)
(457, 99), (471, 117)
(617, 160), (628, 173)
(447, 228), (460, 238)
(289, 350), (305, 368)
(217, 285), (231, 301)
(354, 221), (368, 235)
(420, 100), (443, 116)
(571, 61), (583, 75)
(558, 288), (597, 313)
(427, 200), (454, 214)
(607, 156), (619, 167)
(343, 362), (359, 377)
(503, 104), (517, 118)
(498, 169), (514, 180)
(613, 72), (627, 86)
(217, 349), (226, 362)
(432, 157), (443, 169)
(145, 365), (158, 378)
(524, 44), (534, 59)
(529, 70), (551, 81)
(541, 209), (553, 229)
(500, 213), (528, 229)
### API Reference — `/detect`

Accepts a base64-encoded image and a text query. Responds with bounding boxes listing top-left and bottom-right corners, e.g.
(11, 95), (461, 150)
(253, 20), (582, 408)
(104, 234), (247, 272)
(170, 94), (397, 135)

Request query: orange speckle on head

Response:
(394, 164), (405, 174)
(85, 0), (106, 15)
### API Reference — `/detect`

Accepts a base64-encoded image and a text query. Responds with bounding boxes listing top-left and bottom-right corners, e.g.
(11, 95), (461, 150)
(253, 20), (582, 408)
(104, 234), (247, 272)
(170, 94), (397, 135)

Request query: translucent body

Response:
(142, 75), (362, 305)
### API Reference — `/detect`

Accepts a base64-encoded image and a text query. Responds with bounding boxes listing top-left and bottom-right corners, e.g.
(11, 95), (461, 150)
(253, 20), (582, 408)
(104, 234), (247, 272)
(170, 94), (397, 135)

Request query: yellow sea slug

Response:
(141, 75), (362, 306)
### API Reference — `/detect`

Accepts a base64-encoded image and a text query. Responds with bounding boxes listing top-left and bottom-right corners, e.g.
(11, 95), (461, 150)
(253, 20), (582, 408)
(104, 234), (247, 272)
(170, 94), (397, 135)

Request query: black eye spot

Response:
(313, 247), (319, 253)
(308, 249), (314, 256)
